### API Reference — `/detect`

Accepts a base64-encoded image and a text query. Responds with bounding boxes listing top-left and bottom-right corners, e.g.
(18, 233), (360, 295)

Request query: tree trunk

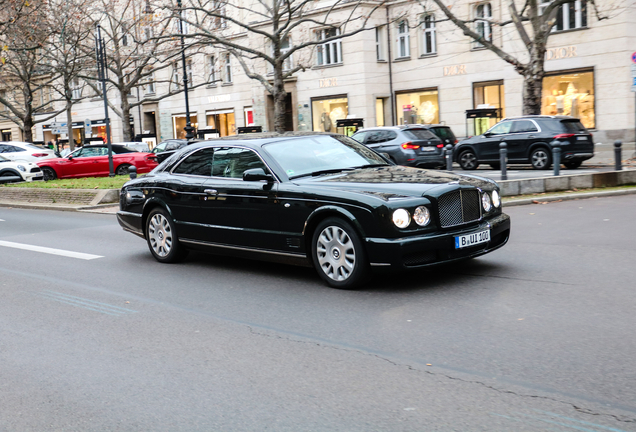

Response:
(272, 72), (287, 133)
(22, 117), (34, 143)
(121, 93), (133, 141)
(22, 87), (34, 142)
(522, 44), (547, 115)
(66, 106), (75, 150)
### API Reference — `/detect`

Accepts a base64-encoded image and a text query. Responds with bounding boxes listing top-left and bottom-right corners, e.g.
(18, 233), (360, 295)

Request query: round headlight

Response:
(492, 190), (500, 208)
(413, 206), (431, 226)
(392, 209), (411, 229)
(481, 192), (492, 212)
(17, 165), (26, 172)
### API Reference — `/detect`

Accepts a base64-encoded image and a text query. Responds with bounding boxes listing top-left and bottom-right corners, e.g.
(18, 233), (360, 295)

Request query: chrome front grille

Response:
(438, 189), (481, 228)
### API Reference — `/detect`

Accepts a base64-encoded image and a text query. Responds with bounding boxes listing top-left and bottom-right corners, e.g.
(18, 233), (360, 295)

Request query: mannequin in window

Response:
(321, 110), (332, 132)
(555, 91), (565, 114)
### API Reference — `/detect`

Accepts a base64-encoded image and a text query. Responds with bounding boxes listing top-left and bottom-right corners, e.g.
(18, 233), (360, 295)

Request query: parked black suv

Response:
(454, 116), (594, 170)
(351, 125), (445, 167)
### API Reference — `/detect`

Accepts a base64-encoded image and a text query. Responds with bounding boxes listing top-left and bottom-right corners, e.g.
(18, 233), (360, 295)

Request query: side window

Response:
(487, 121), (512, 135)
(366, 132), (382, 144)
(385, 131), (398, 141)
(173, 147), (215, 176)
(512, 120), (538, 133)
(0, 145), (7, 153)
(212, 147), (267, 179)
(80, 147), (104, 157)
(9, 145), (26, 152)
(351, 131), (367, 143)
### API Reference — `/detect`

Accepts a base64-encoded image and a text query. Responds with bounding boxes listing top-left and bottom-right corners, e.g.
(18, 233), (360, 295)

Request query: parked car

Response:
(0, 155), (43, 182)
(454, 115), (594, 170)
(351, 126), (446, 168)
(117, 132), (510, 289)
(0, 141), (56, 162)
(419, 124), (459, 146)
(38, 144), (158, 180)
(116, 142), (152, 152)
(152, 139), (190, 163)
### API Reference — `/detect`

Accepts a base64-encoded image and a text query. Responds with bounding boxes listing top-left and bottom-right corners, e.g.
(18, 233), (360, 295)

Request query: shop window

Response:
(420, 14), (436, 55)
(396, 20), (410, 58)
(207, 110), (236, 136)
(541, 69), (594, 129)
(311, 96), (348, 132)
(474, 3), (492, 47)
(316, 28), (342, 66)
(473, 80), (505, 130)
(375, 98), (385, 127)
(540, 0), (587, 31)
(376, 26), (387, 61)
(395, 89), (439, 125)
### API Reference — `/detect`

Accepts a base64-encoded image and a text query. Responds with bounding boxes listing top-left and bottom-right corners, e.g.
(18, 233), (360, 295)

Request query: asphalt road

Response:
(0, 197), (635, 431)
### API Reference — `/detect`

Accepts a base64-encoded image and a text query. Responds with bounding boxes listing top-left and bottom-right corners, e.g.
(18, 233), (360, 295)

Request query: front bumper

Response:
(365, 213), (510, 270)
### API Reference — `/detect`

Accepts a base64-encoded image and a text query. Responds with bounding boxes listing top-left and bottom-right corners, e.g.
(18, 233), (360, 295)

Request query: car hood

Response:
(294, 166), (496, 200)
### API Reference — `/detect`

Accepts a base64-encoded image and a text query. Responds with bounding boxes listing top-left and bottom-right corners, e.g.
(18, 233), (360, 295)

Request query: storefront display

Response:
(312, 96), (348, 133)
(206, 110), (235, 137)
(473, 80), (504, 132)
(395, 89), (439, 125)
(542, 69), (595, 129)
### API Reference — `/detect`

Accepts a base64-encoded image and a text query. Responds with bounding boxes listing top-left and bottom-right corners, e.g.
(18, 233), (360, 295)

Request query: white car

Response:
(0, 141), (57, 162)
(0, 155), (43, 182)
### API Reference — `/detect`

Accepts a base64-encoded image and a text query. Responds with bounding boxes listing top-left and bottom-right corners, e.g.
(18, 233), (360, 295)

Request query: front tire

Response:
(145, 208), (188, 263)
(312, 217), (368, 289)
(458, 150), (479, 170)
(42, 167), (57, 181)
(530, 147), (552, 170)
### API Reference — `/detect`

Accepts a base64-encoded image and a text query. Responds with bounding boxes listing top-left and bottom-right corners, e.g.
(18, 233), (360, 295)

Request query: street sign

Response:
(632, 52), (636, 63)
(84, 119), (92, 136)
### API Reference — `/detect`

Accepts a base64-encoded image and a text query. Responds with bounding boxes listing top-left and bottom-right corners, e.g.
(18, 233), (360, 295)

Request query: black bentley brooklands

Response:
(117, 133), (510, 289)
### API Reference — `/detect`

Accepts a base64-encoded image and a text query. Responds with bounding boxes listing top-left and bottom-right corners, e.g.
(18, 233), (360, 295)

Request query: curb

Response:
(503, 188), (636, 207)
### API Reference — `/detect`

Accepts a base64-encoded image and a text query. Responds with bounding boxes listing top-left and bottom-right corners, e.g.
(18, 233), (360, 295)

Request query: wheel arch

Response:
(140, 197), (173, 236)
(454, 145), (477, 162)
(0, 168), (21, 177)
(302, 206), (368, 263)
(527, 142), (551, 158)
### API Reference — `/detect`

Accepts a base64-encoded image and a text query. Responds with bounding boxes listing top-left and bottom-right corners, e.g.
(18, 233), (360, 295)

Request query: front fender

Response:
(303, 205), (370, 239)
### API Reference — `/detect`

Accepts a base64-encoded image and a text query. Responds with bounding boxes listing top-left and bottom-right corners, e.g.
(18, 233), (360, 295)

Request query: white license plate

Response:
(455, 230), (490, 249)
(576, 136), (588, 141)
(421, 147), (436, 152)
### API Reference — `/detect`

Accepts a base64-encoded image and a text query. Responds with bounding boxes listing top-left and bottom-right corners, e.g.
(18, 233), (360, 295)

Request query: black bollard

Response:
(614, 140), (622, 171)
(552, 139), (561, 176)
(499, 142), (507, 181)
(129, 165), (138, 179)
(445, 144), (453, 171)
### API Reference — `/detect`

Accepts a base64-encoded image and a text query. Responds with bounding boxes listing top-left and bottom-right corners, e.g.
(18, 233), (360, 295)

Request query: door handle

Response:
(204, 189), (218, 195)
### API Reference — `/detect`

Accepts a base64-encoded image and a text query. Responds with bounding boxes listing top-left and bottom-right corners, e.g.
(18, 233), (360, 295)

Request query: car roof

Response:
(500, 115), (579, 121)
(356, 125), (448, 132)
(193, 132), (341, 148)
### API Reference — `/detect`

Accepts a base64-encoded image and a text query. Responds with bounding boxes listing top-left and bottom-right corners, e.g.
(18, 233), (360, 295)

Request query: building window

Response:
(311, 96), (348, 132)
(208, 55), (216, 83)
(223, 53), (232, 83)
(71, 78), (82, 99)
(473, 80), (505, 133)
(143, 71), (156, 95)
(143, 26), (153, 41)
(280, 37), (292, 71)
(316, 28), (342, 66)
(420, 14), (436, 55)
(542, 69), (594, 128)
(375, 98), (385, 127)
(186, 59), (193, 85)
(396, 20), (410, 58)
(396, 89), (439, 124)
(213, 1), (227, 29)
(475, 3), (492, 47)
(171, 63), (180, 91)
(375, 26), (386, 61)
(541, 0), (587, 31)
(244, 107), (254, 126)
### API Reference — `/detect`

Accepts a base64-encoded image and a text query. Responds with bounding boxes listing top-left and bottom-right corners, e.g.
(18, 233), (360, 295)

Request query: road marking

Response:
(31, 290), (138, 316)
(0, 240), (103, 260)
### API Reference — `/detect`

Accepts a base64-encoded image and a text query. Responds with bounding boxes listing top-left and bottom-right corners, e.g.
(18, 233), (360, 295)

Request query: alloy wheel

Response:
(316, 225), (356, 282)
(148, 213), (173, 257)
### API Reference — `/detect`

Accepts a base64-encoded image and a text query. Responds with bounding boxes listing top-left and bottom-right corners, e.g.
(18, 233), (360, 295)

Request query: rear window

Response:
(429, 127), (456, 142)
(403, 129), (438, 141)
(561, 120), (587, 133)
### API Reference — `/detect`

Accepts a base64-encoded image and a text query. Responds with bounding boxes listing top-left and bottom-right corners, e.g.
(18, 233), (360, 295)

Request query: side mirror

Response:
(68, 155), (74, 161)
(243, 168), (274, 182)
(483, 132), (492, 137)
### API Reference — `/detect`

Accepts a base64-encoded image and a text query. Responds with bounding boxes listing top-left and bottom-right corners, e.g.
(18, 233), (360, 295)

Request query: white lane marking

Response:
(0, 240), (103, 260)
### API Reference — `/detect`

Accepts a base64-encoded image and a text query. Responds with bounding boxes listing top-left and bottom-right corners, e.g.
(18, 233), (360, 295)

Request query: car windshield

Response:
(403, 129), (438, 140)
(264, 135), (388, 179)
(431, 127), (456, 142)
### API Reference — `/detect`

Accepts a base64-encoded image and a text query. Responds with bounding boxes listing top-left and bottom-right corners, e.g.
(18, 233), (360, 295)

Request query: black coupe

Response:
(117, 133), (511, 289)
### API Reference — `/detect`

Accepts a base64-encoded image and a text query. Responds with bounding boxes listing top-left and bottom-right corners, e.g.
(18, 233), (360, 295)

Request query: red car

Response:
(38, 144), (158, 180)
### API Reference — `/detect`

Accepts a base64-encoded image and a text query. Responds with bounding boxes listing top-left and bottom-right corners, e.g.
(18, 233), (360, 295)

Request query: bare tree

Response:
(84, 0), (213, 141)
(175, 0), (387, 133)
(419, 0), (610, 114)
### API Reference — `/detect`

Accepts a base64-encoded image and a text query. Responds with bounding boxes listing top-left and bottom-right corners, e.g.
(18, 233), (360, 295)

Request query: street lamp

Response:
(176, 0), (195, 141)
(95, 24), (115, 177)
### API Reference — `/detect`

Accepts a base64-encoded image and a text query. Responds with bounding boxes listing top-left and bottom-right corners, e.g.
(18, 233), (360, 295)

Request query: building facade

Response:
(13, 0), (636, 146)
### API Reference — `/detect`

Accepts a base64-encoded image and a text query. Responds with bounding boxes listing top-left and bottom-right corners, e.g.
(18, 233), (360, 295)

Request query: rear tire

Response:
(458, 150), (479, 170)
(145, 208), (188, 263)
(42, 167), (57, 181)
(116, 164), (132, 176)
(312, 217), (368, 289)
(530, 147), (552, 170)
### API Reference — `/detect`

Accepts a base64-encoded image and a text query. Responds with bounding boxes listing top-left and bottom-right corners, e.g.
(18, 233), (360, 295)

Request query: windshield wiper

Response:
(289, 168), (355, 180)
(352, 164), (390, 169)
